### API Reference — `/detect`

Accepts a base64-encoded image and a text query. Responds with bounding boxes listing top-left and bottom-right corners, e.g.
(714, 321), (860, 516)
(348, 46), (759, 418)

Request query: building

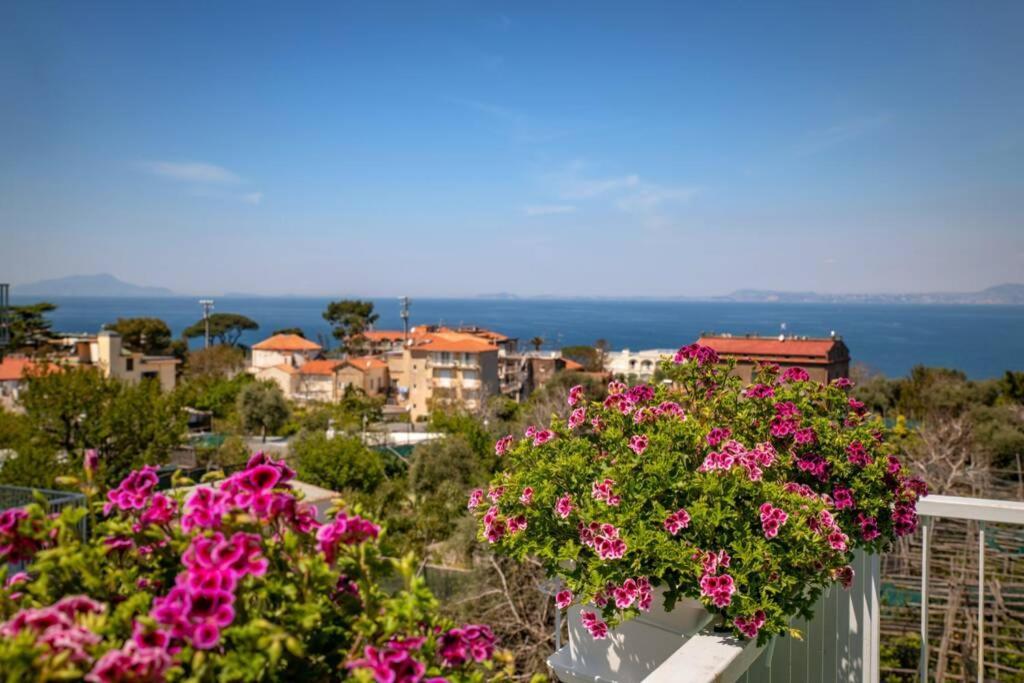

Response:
(605, 349), (676, 382)
(397, 329), (500, 420)
(0, 357), (44, 409)
(250, 333), (323, 371)
(499, 350), (583, 402)
(697, 334), (850, 383)
(50, 331), (178, 391)
(361, 330), (407, 355)
(291, 357), (390, 402)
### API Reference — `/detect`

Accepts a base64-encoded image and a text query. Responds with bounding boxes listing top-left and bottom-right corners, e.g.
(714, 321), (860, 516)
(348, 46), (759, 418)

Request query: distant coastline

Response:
(10, 274), (1024, 306)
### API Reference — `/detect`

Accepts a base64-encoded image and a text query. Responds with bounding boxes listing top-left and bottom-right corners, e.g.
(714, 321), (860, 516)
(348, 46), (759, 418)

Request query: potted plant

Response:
(0, 452), (510, 682)
(470, 344), (925, 677)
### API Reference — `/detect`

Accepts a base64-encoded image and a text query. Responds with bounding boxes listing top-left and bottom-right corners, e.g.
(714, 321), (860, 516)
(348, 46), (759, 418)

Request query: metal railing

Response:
(915, 494), (1024, 683)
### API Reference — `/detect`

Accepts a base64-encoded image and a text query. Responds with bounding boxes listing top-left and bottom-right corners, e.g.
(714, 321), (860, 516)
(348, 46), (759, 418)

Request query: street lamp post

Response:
(199, 299), (215, 349)
(0, 283), (9, 361)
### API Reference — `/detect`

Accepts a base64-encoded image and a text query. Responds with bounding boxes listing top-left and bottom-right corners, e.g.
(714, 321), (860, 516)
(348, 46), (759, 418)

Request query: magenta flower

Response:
(833, 565), (855, 589)
(568, 407), (586, 429)
(828, 530), (849, 551)
(857, 513), (881, 541)
(568, 384), (584, 406)
(743, 383), (775, 399)
(580, 610), (609, 639)
(673, 343), (719, 366)
(628, 434), (649, 456)
(554, 494), (573, 519)
(519, 486), (534, 505)
(494, 434), (513, 456)
(555, 589), (573, 609)
(348, 644), (427, 682)
(317, 512), (381, 564)
(759, 503), (789, 539)
(699, 573), (736, 608)
(664, 508), (691, 535)
(532, 429), (555, 447)
(103, 466), (159, 515)
(780, 367), (810, 383)
(591, 478), (620, 506)
(846, 441), (872, 467)
(467, 489), (484, 510)
(734, 610), (767, 639)
(181, 487), (231, 532)
(706, 427), (731, 447)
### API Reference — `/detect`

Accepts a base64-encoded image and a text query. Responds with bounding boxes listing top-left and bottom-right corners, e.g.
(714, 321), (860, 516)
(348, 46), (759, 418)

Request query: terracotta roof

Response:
(362, 331), (406, 342)
(410, 332), (498, 353)
(343, 356), (389, 372)
(252, 334), (322, 352)
(0, 357), (56, 381)
(298, 359), (345, 376)
(698, 336), (843, 360)
(265, 363), (299, 375)
(563, 358), (585, 371)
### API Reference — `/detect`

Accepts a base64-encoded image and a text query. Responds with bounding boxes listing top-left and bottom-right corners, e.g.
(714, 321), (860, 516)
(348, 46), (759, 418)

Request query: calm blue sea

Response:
(11, 296), (1024, 379)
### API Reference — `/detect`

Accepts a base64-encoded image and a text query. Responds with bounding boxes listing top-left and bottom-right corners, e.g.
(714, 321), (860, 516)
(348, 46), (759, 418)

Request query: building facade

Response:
(605, 349), (676, 382)
(697, 334), (851, 383)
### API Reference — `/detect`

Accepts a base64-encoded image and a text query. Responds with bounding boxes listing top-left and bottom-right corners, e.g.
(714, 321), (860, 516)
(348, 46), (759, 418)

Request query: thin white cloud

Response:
(524, 204), (576, 216)
(544, 161), (697, 213)
(795, 114), (890, 157)
(242, 192), (263, 205)
(140, 161), (241, 184)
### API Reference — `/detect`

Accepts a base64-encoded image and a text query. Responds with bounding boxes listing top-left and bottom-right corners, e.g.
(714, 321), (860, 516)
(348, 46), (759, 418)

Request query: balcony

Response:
(547, 494), (1024, 683)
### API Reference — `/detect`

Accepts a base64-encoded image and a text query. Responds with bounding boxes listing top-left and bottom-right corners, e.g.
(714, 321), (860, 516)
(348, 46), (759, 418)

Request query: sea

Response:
(11, 296), (1024, 379)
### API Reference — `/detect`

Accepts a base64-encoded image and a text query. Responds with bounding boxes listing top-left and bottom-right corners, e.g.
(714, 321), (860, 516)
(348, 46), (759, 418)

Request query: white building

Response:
(249, 334), (323, 371)
(604, 348), (675, 381)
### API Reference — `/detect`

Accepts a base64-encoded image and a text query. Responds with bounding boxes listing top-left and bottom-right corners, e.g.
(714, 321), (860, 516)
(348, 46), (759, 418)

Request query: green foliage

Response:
(7, 301), (56, 350)
(322, 300), (378, 354)
(474, 356), (925, 645)
(184, 344), (246, 379)
(271, 327), (305, 338)
(429, 408), (494, 463)
(560, 345), (606, 372)
(183, 313), (259, 347)
(18, 367), (186, 486)
(237, 381), (290, 442)
(293, 433), (387, 494)
(0, 460), (510, 682)
(178, 371), (254, 420)
(0, 409), (66, 487)
(528, 336), (544, 351)
(107, 317), (174, 356)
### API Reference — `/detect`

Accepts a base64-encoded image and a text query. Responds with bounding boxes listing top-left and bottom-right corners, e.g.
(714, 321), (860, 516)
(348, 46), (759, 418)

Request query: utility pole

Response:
(199, 299), (215, 349)
(399, 296), (410, 343)
(0, 283), (9, 362)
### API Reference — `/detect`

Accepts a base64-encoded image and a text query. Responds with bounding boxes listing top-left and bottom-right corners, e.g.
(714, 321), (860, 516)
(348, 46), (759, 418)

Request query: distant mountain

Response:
(721, 284), (1024, 305)
(14, 274), (177, 298)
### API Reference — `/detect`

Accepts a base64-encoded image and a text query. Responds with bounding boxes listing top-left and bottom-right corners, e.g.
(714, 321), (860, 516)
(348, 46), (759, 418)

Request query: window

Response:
(126, 358), (134, 371)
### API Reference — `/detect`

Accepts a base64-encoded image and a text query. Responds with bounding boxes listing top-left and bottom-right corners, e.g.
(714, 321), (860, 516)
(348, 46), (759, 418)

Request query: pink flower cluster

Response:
(663, 508), (691, 535)
(628, 434), (649, 455)
(104, 466), (160, 515)
(846, 441), (873, 467)
(673, 343), (719, 366)
(609, 577), (653, 611)
(699, 573), (736, 608)
(568, 407), (587, 429)
(698, 440), (777, 481)
(0, 508), (43, 563)
(532, 429), (554, 447)
(733, 610), (767, 639)
(494, 434), (513, 456)
(555, 589), (573, 609)
(779, 367), (810, 383)
(467, 489), (484, 510)
(481, 506), (525, 543)
(568, 384), (584, 406)
(579, 522), (627, 560)
(795, 454), (829, 482)
(317, 512), (381, 564)
(758, 503), (789, 539)
(858, 513), (880, 541)
(743, 383), (775, 399)
(555, 494), (574, 519)
(591, 478), (621, 506)
(653, 400), (686, 420)
(1, 596), (104, 664)
(347, 641), (430, 683)
(833, 565), (855, 589)
(579, 610), (608, 639)
(706, 427), (731, 446)
(832, 487), (855, 509)
(519, 486), (534, 505)
(86, 638), (173, 683)
(437, 624), (496, 667)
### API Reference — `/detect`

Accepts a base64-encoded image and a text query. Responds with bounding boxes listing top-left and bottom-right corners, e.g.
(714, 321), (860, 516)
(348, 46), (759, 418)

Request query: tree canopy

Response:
(322, 300), (378, 354)
(292, 432), (386, 495)
(183, 313), (259, 347)
(236, 380), (290, 441)
(107, 317), (174, 355)
(6, 302), (56, 351)
(271, 327), (305, 338)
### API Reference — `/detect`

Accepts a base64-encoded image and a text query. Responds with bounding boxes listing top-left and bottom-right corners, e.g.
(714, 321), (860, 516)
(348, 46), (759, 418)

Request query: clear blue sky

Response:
(1, 2), (1022, 297)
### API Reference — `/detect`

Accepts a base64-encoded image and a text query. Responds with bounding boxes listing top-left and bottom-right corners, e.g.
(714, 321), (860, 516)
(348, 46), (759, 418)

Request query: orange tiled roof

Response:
(252, 334), (322, 352)
(563, 358), (585, 371)
(298, 359), (345, 376)
(0, 357), (57, 381)
(362, 331), (406, 342)
(343, 356), (389, 371)
(698, 336), (842, 360)
(410, 332), (498, 353)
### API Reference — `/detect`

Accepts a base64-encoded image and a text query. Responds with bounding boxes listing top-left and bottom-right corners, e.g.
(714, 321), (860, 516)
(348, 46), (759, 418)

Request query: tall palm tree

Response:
(529, 336), (544, 351)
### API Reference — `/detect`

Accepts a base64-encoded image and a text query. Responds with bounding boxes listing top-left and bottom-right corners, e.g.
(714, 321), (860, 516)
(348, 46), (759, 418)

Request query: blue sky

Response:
(1, 2), (1022, 297)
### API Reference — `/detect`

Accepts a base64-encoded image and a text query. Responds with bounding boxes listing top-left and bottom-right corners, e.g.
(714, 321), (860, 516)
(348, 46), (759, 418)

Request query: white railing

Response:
(915, 494), (1024, 683)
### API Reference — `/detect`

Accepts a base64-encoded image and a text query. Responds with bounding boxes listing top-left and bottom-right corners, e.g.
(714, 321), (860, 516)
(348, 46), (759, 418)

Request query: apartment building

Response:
(605, 348), (676, 382)
(48, 331), (179, 391)
(397, 330), (500, 420)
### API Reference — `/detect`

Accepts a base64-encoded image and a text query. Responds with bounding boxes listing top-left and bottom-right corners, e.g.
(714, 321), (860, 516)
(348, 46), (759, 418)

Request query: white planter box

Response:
(549, 589), (712, 683)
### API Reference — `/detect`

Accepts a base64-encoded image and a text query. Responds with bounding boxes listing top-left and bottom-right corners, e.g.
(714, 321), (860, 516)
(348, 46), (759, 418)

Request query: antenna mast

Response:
(399, 296), (410, 343)
(0, 284), (9, 361)
(199, 299), (215, 349)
